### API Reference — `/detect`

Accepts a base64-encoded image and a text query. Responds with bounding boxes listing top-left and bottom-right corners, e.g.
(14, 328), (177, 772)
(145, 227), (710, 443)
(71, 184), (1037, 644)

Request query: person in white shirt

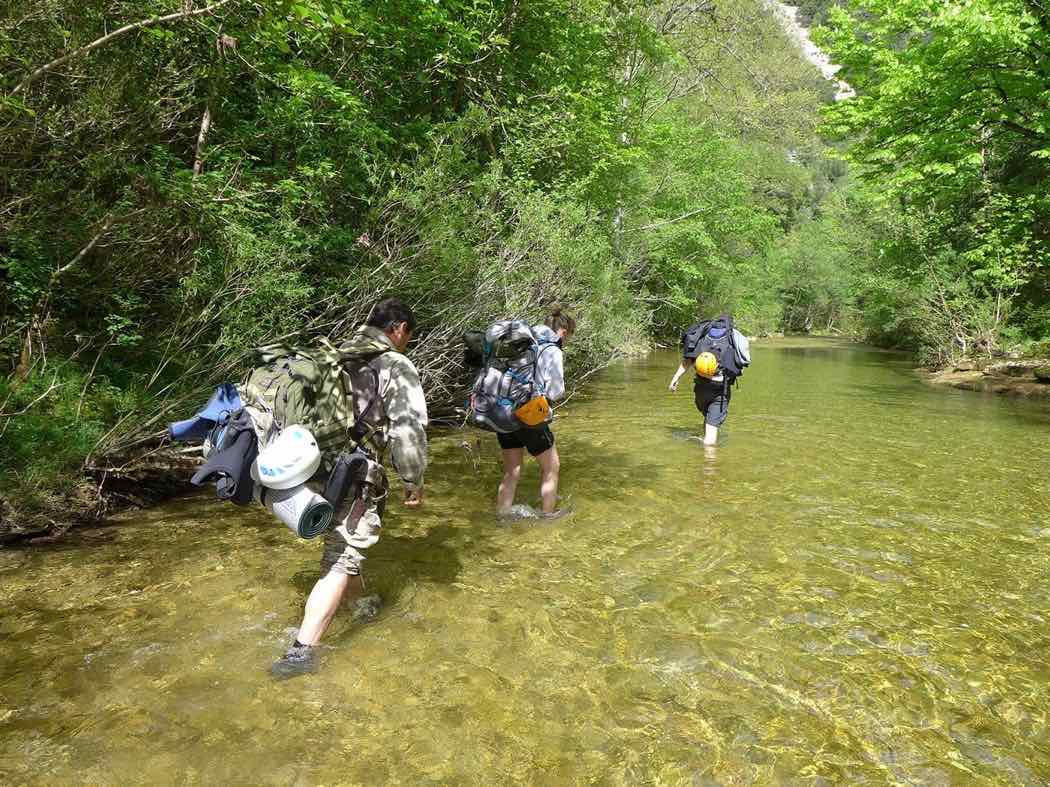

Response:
(495, 306), (575, 517)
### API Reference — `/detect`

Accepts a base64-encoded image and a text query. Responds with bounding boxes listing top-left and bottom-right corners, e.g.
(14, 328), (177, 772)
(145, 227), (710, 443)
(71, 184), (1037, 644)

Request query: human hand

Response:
(404, 487), (424, 508)
(668, 378), (679, 392)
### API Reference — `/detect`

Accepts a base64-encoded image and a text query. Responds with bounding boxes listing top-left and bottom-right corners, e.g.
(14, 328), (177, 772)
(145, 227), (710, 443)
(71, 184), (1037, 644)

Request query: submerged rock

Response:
(351, 594), (383, 623)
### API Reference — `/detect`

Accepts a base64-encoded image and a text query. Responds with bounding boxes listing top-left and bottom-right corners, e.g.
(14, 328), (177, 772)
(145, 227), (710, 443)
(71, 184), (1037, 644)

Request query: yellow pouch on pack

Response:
(514, 396), (550, 427)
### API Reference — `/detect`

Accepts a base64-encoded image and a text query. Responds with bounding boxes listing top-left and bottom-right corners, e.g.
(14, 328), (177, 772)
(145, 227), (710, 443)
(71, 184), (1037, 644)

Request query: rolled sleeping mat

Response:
(262, 484), (335, 539)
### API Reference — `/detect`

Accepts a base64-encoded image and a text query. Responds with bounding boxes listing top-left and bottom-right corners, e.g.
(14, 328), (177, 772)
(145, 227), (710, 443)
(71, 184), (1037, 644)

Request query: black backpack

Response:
(681, 315), (744, 379)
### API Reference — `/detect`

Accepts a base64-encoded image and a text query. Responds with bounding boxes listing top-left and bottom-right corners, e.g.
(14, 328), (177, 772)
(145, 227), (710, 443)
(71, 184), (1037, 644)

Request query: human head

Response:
(367, 297), (416, 352)
(544, 304), (576, 344)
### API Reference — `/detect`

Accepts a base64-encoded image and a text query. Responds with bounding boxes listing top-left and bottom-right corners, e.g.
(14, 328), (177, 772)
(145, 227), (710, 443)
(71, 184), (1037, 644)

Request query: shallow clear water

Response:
(2, 338), (1049, 784)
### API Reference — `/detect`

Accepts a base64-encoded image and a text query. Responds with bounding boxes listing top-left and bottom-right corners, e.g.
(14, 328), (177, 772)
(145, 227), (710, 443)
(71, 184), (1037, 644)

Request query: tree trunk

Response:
(193, 104), (213, 176)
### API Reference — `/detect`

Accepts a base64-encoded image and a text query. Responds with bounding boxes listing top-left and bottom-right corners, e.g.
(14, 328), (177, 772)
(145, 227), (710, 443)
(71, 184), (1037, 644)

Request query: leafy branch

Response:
(10, 0), (238, 94)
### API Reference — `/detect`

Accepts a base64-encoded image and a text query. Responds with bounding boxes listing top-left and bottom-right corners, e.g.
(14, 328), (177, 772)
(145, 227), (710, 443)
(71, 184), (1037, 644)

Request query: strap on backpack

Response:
(348, 360), (382, 448)
(723, 315), (738, 355)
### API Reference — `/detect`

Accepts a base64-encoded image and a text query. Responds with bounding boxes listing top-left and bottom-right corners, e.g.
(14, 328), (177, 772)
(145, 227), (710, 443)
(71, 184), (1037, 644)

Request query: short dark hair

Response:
(367, 297), (416, 333)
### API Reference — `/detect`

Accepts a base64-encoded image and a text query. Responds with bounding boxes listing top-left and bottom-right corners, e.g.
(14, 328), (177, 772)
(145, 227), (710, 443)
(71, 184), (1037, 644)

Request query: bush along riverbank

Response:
(809, 0), (1050, 365)
(1, 0), (853, 540)
(7, 0), (1048, 540)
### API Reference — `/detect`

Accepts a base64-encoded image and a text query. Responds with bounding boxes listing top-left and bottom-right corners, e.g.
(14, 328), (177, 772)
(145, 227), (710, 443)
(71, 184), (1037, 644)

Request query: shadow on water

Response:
(288, 523), (465, 611)
(5, 493), (213, 552)
(281, 427), (664, 636)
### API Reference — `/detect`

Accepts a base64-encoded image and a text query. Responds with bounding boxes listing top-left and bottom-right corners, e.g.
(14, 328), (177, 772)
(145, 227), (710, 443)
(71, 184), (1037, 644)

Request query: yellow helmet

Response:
(694, 352), (718, 378)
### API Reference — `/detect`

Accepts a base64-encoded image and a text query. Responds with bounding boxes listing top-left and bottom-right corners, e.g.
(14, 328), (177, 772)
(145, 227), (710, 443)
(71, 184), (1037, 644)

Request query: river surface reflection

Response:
(2, 338), (1048, 783)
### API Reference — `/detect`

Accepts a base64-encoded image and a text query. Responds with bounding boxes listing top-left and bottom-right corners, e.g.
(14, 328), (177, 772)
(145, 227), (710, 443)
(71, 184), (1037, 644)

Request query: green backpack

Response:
(241, 339), (386, 455)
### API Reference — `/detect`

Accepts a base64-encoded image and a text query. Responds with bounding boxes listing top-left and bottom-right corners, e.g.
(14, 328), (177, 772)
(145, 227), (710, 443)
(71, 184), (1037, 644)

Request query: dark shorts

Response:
(497, 424), (555, 457)
(694, 377), (731, 427)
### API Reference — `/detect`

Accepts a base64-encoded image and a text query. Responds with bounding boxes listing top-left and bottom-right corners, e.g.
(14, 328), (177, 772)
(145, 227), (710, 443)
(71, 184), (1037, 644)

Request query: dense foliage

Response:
(10, 0), (1048, 531)
(9, 0), (1047, 531)
(815, 0), (1050, 363)
(0, 0), (839, 530)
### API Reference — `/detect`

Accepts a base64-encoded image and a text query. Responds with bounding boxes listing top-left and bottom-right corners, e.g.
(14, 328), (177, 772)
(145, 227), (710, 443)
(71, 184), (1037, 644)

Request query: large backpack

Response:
(681, 315), (749, 380)
(240, 340), (387, 454)
(464, 320), (558, 433)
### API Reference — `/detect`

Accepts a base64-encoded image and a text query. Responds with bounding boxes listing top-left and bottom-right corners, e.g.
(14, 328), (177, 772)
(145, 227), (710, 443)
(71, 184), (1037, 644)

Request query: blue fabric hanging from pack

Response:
(168, 383), (242, 442)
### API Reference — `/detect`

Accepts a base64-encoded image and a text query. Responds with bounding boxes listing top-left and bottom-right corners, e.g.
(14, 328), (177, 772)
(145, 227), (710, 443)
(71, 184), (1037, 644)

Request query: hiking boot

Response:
(270, 643), (317, 681)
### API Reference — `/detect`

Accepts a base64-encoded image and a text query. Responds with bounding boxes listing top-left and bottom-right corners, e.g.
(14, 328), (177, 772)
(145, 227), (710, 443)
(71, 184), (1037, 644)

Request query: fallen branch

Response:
(49, 213), (117, 285)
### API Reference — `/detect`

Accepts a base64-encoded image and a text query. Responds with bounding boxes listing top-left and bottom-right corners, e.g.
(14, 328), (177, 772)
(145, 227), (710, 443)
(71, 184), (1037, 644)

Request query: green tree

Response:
(817, 0), (1050, 360)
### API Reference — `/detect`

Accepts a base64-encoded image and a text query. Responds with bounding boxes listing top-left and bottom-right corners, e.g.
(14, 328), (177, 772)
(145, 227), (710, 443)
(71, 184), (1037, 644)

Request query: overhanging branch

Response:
(11, 0), (237, 95)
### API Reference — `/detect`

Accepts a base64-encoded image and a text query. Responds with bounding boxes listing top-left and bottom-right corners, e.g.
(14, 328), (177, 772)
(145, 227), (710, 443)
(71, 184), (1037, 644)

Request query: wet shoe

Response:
(497, 503), (541, 521)
(270, 644), (317, 681)
(540, 507), (573, 521)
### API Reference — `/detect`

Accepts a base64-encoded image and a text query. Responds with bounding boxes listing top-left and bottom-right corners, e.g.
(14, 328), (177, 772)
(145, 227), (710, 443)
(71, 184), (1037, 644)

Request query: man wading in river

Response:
(668, 314), (750, 445)
(271, 298), (428, 679)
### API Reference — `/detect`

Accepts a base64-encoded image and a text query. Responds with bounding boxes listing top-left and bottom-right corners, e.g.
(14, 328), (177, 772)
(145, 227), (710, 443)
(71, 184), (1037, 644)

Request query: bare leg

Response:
(536, 445), (561, 514)
(296, 571), (365, 646)
(703, 423), (719, 446)
(497, 447), (525, 513)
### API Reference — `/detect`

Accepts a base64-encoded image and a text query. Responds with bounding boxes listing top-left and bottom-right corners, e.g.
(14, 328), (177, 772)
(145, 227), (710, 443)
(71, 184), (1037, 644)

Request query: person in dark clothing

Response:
(668, 315), (750, 446)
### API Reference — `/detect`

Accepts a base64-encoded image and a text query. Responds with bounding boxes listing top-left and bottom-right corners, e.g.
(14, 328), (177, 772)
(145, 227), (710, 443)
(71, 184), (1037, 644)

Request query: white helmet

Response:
(252, 425), (322, 490)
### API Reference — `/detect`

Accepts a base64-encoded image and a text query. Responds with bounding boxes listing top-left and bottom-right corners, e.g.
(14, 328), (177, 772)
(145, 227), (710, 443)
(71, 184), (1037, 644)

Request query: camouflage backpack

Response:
(241, 339), (387, 455)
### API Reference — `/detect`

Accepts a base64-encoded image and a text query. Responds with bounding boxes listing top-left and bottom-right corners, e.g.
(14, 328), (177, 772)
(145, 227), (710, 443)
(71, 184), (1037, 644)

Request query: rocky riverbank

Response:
(767, 0), (855, 101)
(925, 359), (1050, 397)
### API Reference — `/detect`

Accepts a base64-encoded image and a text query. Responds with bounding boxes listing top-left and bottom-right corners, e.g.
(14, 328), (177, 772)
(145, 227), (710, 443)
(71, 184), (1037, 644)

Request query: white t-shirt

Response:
(532, 325), (565, 401)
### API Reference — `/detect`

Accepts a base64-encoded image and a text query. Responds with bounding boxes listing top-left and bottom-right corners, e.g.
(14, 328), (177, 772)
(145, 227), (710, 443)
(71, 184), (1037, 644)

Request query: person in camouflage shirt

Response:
(272, 297), (428, 679)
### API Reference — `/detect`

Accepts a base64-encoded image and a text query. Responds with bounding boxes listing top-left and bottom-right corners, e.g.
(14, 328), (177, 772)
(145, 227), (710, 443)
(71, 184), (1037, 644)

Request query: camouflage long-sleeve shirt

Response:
(348, 326), (429, 491)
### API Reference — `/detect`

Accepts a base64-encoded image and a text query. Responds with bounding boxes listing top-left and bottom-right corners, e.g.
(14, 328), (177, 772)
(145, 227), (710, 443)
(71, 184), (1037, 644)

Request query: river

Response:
(2, 338), (1048, 783)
